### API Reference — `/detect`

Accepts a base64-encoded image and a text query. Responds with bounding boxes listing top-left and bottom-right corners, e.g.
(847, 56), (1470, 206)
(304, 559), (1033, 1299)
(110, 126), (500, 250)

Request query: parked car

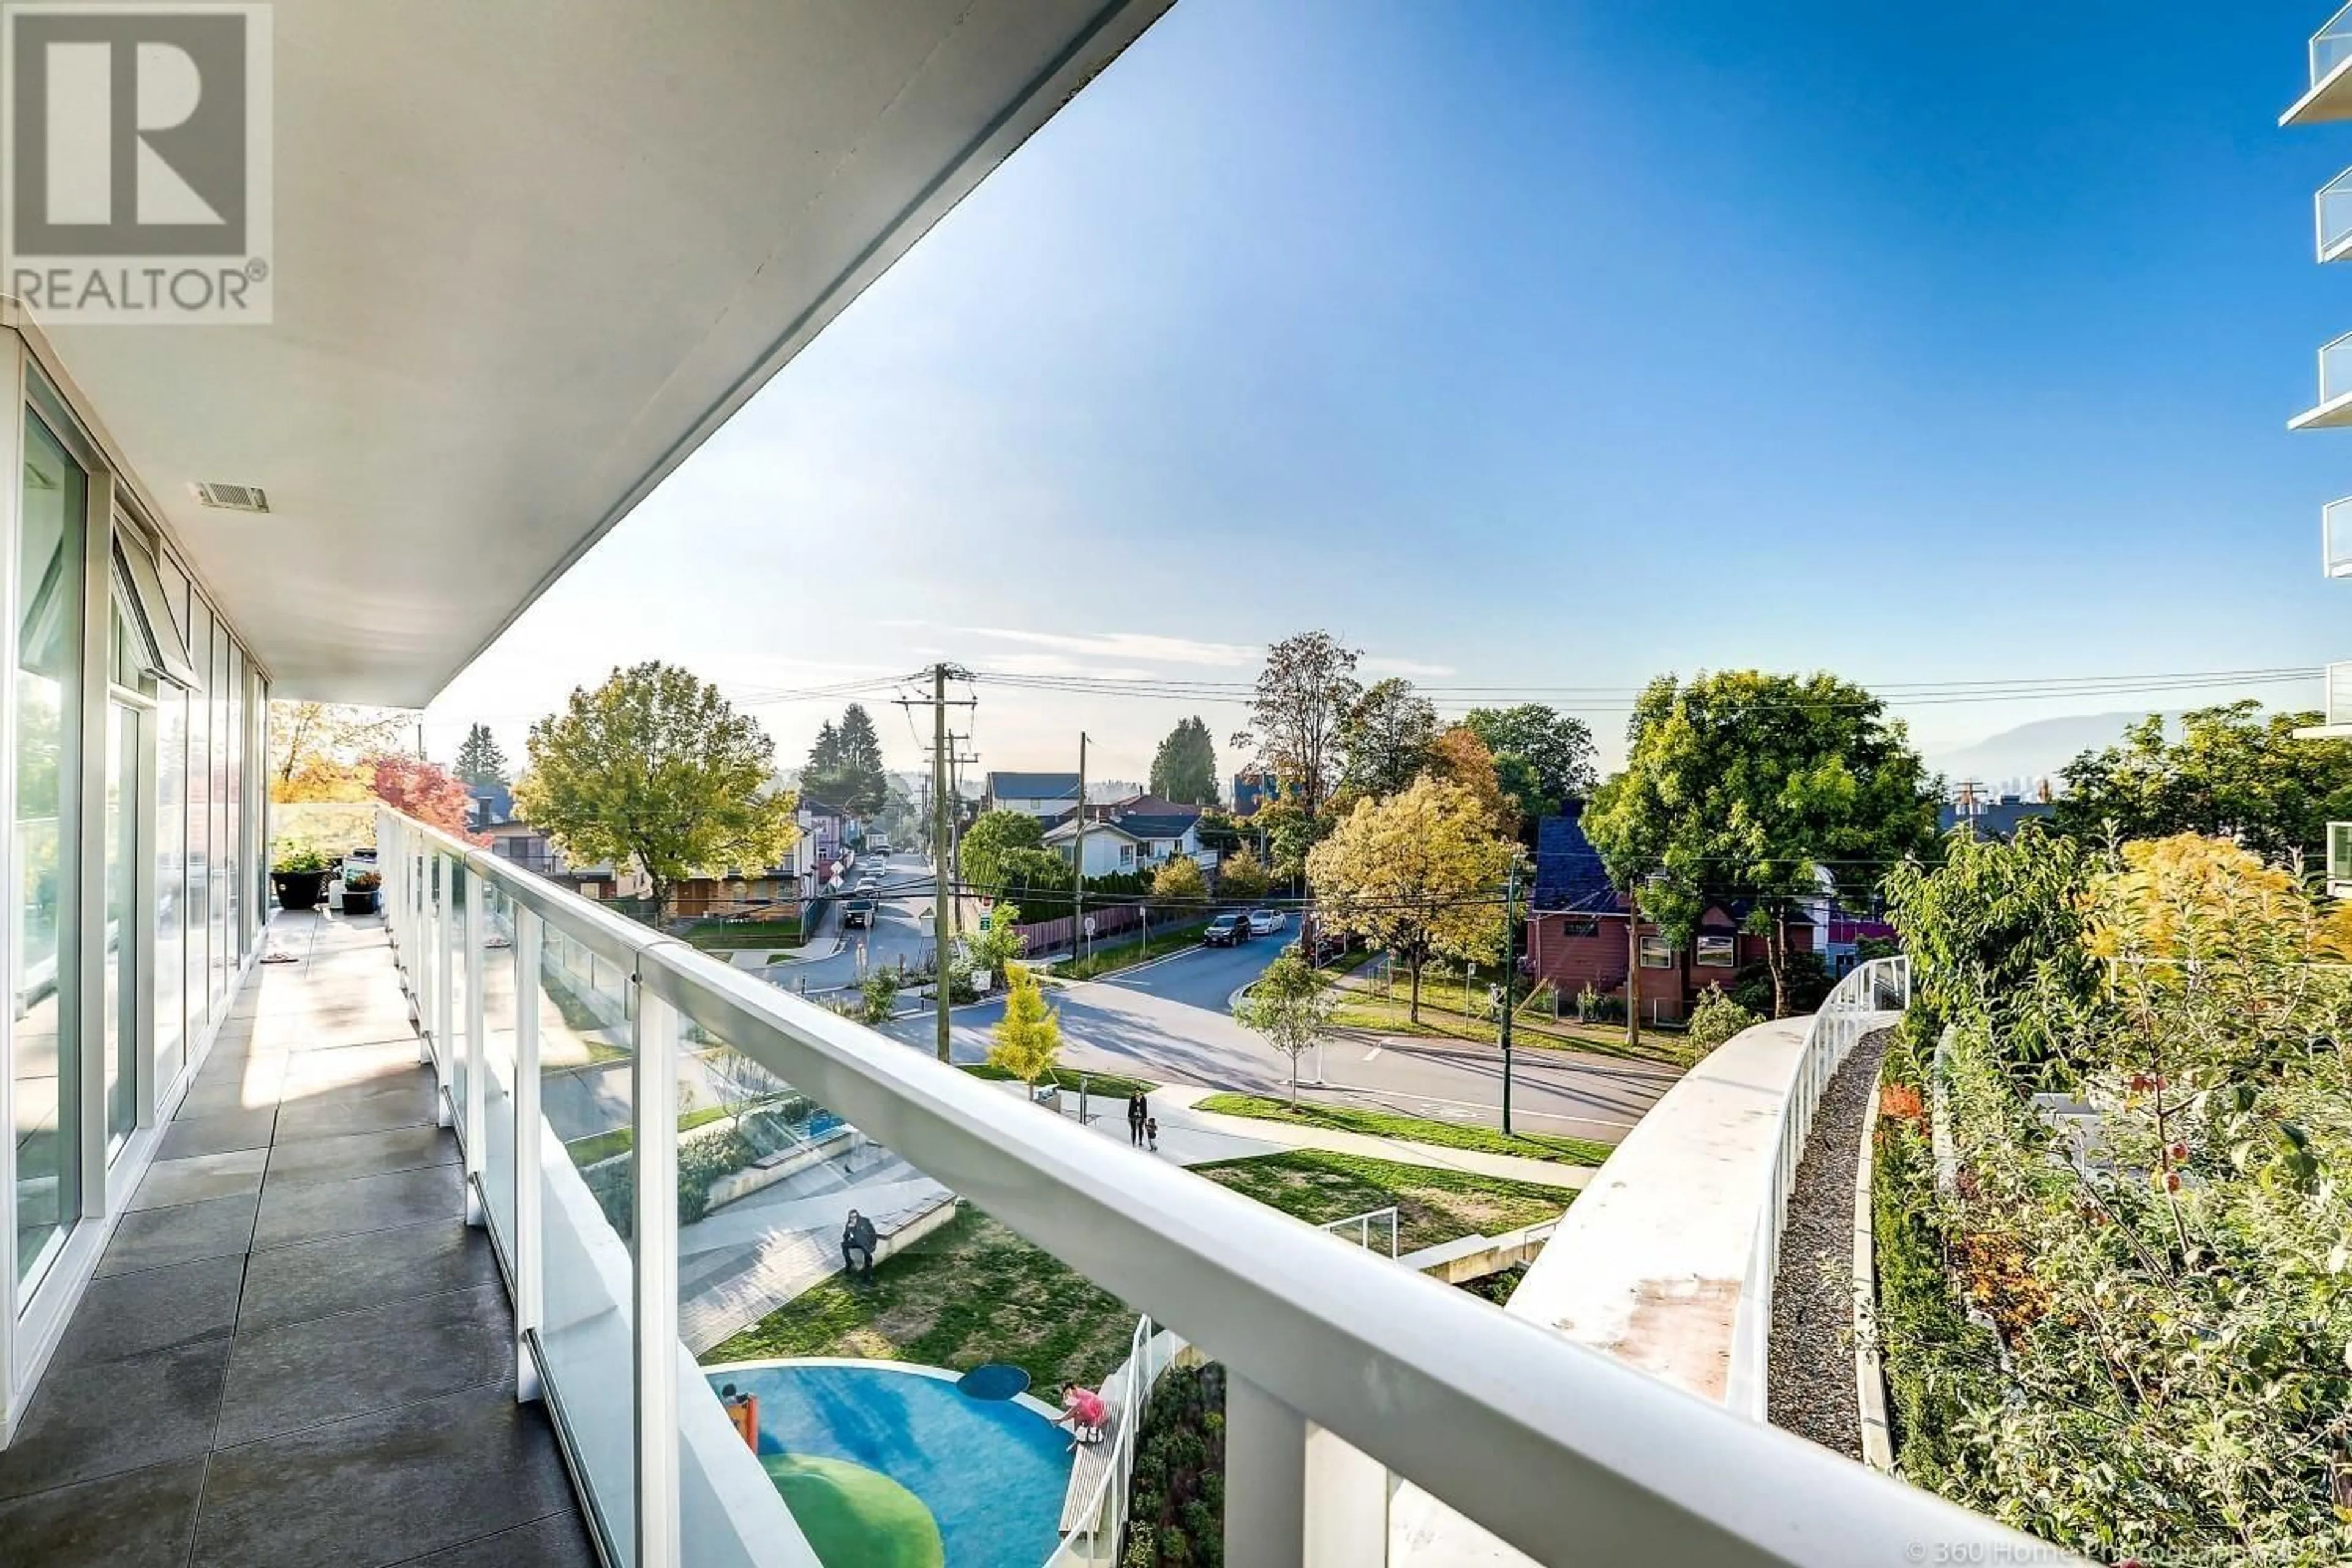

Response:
(843, 897), (876, 929)
(1204, 913), (1248, 947)
(872, 840), (891, 856)
(1247, 908), (1284, 936)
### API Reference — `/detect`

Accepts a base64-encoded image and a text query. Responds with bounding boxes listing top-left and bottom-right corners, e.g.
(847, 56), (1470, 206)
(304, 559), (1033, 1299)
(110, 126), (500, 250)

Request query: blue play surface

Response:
(709, 1362), (1070, 1567)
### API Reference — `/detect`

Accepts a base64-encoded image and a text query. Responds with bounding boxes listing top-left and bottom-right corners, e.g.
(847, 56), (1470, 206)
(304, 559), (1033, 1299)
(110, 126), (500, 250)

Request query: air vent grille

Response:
(190, 480), (270, 513)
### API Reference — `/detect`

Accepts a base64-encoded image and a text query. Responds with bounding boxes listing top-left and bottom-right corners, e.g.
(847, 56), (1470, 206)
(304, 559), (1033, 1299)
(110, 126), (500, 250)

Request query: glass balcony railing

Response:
(2333, 822), (2352, 895)
(2326, 499), (2352, 577)
(375, 805), (2040, 1568)
(2316, 333), (2352, 412)
(2320, 170), (2352, 260)
(2330, 662), (2352, 729)
(2316, 2), (2352, 88)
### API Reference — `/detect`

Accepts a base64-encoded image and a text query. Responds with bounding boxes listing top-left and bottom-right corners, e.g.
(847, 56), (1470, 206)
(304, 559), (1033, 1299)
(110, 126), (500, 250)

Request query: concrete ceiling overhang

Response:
(27, 0), (1171, 704)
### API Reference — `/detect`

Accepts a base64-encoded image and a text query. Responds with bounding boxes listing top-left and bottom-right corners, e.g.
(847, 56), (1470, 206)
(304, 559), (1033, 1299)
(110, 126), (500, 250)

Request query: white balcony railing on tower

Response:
(2327, 499), (2352, 576)
(2320, 168), (2352, 260)
(375, 805), (2048, 1568)
(2315, 2), (2352, 89)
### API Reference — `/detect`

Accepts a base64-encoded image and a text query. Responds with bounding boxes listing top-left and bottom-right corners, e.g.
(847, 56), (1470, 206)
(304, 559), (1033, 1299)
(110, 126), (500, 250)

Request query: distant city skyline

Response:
(425, 2), (2342, 790)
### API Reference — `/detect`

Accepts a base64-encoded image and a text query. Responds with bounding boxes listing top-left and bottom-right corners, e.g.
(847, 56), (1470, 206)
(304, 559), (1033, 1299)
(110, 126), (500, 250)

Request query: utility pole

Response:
(1072, 733), (1088, 964)
(897, 663), (974, 1062)
(1501, 850), (1521, 1136)
(932, 664), (951, 1062)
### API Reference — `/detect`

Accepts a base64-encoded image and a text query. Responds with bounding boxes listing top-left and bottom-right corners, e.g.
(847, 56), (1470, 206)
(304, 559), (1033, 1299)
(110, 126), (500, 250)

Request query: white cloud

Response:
(1362, 655), (1457, 677)
(960, 627), (1259, 668)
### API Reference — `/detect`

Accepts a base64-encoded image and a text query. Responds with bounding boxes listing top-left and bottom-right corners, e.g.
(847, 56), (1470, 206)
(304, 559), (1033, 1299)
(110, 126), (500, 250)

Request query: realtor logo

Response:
(1, 3), (271, 323)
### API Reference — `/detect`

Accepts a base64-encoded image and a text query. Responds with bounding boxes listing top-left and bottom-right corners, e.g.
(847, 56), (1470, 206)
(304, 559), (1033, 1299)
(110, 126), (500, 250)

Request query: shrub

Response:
(1123, 1360), (1226, 1568)
(1680, 988), (1761, 1062)
(859, 967), (900, 1024)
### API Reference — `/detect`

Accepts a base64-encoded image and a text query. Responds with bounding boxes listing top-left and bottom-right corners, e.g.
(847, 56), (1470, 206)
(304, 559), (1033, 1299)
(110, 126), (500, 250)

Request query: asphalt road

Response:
(881, 934), (1676, 1144)
(757, 851), (940, 995)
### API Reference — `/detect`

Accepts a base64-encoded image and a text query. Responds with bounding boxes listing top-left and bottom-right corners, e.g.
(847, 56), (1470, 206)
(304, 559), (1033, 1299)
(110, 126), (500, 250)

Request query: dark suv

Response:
(1204, 913), (1248, 947)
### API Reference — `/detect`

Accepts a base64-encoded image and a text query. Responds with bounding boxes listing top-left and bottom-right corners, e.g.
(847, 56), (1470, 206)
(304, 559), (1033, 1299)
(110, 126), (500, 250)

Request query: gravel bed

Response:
(1765, 1027), (1889, 1459)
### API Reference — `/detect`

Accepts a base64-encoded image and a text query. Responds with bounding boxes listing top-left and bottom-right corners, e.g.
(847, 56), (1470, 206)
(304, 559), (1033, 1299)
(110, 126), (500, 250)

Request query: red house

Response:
(1526, 894), (1814, 1026)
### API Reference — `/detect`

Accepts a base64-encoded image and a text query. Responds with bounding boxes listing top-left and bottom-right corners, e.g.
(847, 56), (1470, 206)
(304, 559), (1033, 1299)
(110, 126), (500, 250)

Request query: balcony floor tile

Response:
(0, 1455), (206, 1567)
(1, 911), (589, 1567)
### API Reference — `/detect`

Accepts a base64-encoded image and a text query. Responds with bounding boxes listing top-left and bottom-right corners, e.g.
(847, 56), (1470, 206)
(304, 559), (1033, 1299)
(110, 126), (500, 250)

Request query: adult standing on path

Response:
(1126, 1091), (1148, 1147)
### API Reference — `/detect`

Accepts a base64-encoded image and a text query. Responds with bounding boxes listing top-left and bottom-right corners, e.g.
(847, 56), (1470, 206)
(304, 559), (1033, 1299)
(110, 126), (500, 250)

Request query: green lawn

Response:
(1192, 1094), (1611, 1166)
(682, 916), (804, 950)
(1325, 975), (1686, 1065)
(1050, 919), (1211, 981)
(701, 1153), (1566, 1390)
(960, 1061), (1158, 1100)
(564, 1102), (736, 1167)
(703, 1204), (1138, 1392)
(1192, 1149), (1571, 1254)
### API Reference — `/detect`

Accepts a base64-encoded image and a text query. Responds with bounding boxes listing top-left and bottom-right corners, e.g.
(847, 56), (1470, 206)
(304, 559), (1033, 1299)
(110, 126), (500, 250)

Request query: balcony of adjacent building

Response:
(2288, 332), (2352, 429)
(2285, 2), (2352, 125)
(2294, 661), (2352, 739)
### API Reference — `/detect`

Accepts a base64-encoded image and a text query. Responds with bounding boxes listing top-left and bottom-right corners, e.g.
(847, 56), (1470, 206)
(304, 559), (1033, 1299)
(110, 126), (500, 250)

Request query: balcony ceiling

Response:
(30, 0), (1169, 705)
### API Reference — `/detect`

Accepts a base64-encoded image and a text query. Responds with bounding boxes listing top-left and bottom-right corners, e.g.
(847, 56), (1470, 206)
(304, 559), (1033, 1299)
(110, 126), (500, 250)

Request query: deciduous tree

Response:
(1231, 631), (1362, 821)
(1152, 854), (1207, 904)
(959, 809), (1046, 895)
(1216, 848), (1272, 900)
(1232, 948), (1337, 1106)
(516, 662), (797, 922)
(1585, 670), (1936, 1018)
(371, 755), (483, 843)
(1306, 777), (1512, 1022)
(1423, 725), (1515, 838)
(269, 701), (411, 802)
(2054, 701), (2352, 864)
(1336, 678), (1438, 802)
(1463, 704), (1597, 824)
(1148, 717), (1220, 807)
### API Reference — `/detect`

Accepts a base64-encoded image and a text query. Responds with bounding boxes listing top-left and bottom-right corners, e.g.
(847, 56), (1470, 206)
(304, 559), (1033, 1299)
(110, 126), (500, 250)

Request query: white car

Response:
(1247, 908), (1284, 936)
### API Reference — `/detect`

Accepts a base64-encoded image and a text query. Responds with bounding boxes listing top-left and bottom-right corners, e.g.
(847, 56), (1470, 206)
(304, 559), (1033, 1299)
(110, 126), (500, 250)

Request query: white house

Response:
(1044, 810), (1211, 877)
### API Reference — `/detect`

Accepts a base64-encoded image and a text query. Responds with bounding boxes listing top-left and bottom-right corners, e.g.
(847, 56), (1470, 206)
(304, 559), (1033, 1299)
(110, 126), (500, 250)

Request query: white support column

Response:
(633, 978), (682, 1568)
(461, 862), (487, 1221)
(1226, 1374), (1306, 1568)
(1304, 1425), (1391, 1568)
(513, 905), (544, 1402)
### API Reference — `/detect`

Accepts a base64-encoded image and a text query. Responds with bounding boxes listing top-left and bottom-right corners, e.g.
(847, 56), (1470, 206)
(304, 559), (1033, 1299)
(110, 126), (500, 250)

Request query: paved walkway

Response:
(1005, 1080), (1592, 1192)
(0, 909), (592, 1568)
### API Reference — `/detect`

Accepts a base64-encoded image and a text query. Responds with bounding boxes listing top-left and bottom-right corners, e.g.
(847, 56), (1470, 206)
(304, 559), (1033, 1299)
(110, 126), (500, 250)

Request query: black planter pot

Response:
(342, 888), (379, 914)
(272, 869), (328, 911)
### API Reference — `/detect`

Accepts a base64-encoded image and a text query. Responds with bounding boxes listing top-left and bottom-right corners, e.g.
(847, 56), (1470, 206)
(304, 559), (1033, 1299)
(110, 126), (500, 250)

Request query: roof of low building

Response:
(986, 771), (1084, 800)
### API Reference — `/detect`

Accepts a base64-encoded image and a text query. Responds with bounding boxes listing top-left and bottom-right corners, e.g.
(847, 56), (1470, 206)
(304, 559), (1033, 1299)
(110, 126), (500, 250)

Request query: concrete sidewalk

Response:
(1009, 1079), (1593, 1192)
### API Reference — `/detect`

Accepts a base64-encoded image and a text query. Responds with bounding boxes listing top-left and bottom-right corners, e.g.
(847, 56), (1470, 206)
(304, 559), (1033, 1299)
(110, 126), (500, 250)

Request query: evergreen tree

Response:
(987, 965), (1063, 1087)
(453, 722), (510, 788)
(836, 703), (889, 818)
(1149, 716), (1221, 805)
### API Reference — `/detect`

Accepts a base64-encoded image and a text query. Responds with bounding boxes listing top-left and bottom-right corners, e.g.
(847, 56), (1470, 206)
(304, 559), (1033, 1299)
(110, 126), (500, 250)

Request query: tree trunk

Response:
(1289, 1053), (1299, 1108)
(1409, 949), (1423, 1022)
(1625, 915), (1642, 1048)
(1767, 914), (1787, 1019)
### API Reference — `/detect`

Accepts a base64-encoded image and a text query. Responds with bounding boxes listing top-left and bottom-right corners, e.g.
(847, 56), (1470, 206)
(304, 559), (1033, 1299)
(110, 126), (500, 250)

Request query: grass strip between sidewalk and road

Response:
(1193, 1149), (1572, 1255)
(1191, 1094), (1613, 1167)
(1049, 919), (1212, 981)
(959, 1061), (1159, 1100)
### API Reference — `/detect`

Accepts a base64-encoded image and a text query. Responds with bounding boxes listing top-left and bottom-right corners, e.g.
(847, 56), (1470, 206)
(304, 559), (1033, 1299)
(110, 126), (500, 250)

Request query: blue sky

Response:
(429, 1), (2352, 786)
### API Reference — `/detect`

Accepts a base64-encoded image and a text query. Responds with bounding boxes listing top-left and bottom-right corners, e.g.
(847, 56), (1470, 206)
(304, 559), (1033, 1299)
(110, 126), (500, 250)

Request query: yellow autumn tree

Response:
(987, 963), (1063, 1090)
(1306, 775), (1512, 1021)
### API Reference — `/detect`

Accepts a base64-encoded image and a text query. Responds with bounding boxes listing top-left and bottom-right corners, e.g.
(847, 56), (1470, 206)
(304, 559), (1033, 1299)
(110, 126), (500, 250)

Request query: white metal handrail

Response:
(1317, 1205), (1400, 1259)
(1723, 956), (1910, 1422)
(379, 807), (2035, 1568)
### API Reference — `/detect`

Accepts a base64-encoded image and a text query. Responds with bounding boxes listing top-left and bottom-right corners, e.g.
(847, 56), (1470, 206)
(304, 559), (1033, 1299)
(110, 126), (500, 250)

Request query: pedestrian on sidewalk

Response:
(1144, 1115), (1159, 1153)
(1125, 1092), (1144, 1147)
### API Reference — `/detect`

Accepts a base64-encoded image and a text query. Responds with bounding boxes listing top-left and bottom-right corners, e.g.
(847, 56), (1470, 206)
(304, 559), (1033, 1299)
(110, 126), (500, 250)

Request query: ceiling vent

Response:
(189, 480), (270, 513)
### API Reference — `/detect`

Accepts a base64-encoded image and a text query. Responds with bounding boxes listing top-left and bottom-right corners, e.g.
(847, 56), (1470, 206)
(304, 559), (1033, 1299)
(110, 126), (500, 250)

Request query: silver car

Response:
(1247, 908), (1284, 936)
